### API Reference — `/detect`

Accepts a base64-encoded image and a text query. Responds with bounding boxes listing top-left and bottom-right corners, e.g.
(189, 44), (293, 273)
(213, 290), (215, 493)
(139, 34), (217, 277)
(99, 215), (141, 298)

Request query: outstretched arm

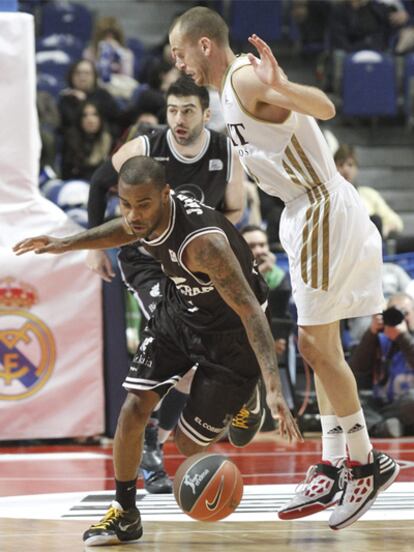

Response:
(184, 233), (302, 442)
(235, 34), (335, 121)
(13, 218), (137, 256)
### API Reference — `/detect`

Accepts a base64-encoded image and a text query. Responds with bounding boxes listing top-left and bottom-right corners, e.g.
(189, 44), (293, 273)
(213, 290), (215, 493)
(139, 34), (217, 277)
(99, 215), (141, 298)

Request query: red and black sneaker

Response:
(278, 461), (347, 520)
(329, 449), (400, 530)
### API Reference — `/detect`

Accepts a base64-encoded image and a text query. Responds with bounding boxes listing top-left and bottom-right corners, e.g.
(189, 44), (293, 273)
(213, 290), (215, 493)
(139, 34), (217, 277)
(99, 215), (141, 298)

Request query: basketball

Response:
(173, 453), (244, 521)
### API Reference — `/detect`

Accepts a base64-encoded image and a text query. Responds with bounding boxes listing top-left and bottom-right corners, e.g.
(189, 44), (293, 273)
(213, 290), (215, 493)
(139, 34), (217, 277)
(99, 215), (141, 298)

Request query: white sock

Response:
(320, 415), (346, 465)
(338, 409), (372, 464)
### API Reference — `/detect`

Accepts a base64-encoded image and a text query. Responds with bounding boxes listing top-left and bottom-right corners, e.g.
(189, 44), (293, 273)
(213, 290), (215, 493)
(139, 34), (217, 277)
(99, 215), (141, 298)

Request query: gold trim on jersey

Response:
(283, 135), (330, 291)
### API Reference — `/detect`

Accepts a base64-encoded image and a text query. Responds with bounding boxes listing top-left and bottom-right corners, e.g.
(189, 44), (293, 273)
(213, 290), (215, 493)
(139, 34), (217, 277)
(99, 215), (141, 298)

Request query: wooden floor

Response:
(1, 435), (413, 551)
(1, 519), (413, 552)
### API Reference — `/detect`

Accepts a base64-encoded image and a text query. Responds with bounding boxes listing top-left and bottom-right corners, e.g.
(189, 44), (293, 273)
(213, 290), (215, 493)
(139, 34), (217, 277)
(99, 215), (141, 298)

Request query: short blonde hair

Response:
(171, 7), (229, 47)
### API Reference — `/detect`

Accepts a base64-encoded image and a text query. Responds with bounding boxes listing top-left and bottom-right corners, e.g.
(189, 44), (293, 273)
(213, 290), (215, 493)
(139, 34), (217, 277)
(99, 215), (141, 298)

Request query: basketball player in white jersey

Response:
(169, 6), (399, 530)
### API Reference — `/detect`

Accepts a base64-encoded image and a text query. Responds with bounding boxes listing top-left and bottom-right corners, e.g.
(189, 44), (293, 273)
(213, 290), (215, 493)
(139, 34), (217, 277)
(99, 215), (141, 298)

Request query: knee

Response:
(118, 393), (152, 433)
(175, 427), (208, 457)
(298, 333), (343, 372)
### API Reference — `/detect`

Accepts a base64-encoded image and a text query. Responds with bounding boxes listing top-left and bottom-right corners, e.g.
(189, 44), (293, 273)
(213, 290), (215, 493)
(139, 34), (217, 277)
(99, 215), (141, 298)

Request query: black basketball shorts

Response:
(123, 302), (260, 446)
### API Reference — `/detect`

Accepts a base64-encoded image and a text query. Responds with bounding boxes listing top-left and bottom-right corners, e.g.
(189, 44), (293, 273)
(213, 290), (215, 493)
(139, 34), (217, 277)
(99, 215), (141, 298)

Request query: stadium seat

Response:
(404, 53), (414, 124)
(342, 51), (397, 117)
(126, 38), (146, 81)
(36, 50), (72, 80)
(36, 33), (85, 61)
(229, 0), (283, 46)
(40, 2), (93, 43)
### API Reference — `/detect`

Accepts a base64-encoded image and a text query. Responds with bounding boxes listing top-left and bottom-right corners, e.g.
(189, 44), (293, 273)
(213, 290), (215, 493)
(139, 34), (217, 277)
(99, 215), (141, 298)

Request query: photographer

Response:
(350, 292), (414, 437)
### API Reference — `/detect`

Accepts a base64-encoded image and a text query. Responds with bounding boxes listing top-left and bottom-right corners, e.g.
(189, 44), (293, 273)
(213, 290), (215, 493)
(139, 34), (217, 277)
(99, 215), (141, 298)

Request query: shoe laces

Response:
(90, 504), (123, 530)
(295, 462), (348, 494)
(231, 407), (250, 429)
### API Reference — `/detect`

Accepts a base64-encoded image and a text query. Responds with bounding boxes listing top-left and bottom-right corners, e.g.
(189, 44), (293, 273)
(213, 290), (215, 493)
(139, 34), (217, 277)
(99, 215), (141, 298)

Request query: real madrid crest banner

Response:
(0, 13), (105, 439)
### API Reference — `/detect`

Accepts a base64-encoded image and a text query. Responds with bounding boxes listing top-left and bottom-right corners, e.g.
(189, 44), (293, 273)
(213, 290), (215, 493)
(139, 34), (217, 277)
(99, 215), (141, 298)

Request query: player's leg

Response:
(175, 363), (259, 456)
(279, 321), (399, 527)
(83, 314), (193, 546)
(83, 390), (160, 547)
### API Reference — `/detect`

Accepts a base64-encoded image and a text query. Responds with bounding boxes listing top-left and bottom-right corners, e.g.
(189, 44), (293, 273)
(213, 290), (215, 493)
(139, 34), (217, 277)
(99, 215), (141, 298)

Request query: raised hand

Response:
(247, 34), (288, 90)
(13, 236), (66, 256)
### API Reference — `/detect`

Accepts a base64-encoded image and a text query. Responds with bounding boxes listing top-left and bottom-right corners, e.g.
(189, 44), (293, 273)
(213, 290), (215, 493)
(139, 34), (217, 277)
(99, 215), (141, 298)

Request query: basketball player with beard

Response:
(86, 76), (264, 496)
(14, 155), (302, 546)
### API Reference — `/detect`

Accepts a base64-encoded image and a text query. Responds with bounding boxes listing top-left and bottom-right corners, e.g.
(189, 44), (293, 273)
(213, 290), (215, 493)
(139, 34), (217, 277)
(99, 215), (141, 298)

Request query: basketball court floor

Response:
(0, 435), (413, 551)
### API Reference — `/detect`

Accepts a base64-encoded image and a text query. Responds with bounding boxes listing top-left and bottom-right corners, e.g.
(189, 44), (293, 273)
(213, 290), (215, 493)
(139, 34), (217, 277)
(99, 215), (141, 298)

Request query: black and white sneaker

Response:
(228, 381), (266, 447)
(329, 449), (400, 530)
(278, 461), (347, 520)
(83, 500), (142, 546)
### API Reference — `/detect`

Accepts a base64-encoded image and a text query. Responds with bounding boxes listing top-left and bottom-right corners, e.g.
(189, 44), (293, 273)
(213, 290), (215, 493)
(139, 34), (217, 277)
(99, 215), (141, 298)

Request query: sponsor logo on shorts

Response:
(195, 417), (223, 434)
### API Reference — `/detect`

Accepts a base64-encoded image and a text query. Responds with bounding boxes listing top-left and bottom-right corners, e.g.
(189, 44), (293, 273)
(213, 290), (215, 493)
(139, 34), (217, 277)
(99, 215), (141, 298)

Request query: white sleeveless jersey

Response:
(220, 56), (337, 203)
(220, 56), (384, 324)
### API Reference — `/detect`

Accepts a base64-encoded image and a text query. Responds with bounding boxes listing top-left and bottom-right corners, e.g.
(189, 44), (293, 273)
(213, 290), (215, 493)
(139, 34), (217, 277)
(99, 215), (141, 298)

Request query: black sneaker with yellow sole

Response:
(228, 381), (266, 447)
(83, 500), (143, 546)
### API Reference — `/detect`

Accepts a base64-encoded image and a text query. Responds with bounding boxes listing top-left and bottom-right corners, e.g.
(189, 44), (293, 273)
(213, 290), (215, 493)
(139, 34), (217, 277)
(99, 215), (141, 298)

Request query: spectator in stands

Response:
(61, 101), (113, 181)
(240, 225), (292, 321)
(58, 59), (121, 138)
(350, 292), (414, 437)
(37, 90), (60, 173)
(330, 0), (394, 53)
(83, 16), (135, 79)
(346, 260), (413, 347)
(124, 60), (179, 126)
(381, 0), (414, 54)
(291, 0), (331, 54)
(334, 144), (403, 239)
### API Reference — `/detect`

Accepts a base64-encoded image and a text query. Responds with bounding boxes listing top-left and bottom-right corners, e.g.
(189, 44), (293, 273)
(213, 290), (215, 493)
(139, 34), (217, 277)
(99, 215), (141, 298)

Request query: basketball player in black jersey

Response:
(87, 76), (256, 495)
(14, 156), (301, 547)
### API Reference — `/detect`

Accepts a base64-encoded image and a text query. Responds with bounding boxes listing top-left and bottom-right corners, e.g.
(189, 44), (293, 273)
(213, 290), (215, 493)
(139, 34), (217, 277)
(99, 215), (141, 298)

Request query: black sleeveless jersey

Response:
(141, 128), (232, 211)
(139, 194), (268, 332)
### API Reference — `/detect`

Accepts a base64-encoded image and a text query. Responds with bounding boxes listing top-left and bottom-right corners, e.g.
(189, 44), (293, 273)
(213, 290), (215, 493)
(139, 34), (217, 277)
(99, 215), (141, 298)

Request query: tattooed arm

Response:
(183, 232), (302, 442)
(13, 218), (137, 256)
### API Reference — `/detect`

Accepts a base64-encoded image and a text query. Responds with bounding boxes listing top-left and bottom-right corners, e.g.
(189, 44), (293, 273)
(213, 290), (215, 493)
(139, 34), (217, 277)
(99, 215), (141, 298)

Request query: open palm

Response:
(247, 34), (287, 89)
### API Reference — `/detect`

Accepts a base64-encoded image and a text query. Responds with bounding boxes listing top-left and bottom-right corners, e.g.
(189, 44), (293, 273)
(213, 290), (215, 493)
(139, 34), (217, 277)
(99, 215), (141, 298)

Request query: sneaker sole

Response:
(83, 528), (143, 547)
(329, 463), (400, 531)
(278, 495), (341, 520)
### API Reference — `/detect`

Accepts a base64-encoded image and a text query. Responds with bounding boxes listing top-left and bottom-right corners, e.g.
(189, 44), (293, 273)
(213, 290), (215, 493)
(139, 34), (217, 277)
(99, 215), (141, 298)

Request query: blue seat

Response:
(342, 51), (397, 117)
(229, 0), (283, 45)
(404, 53), (414, 121)
(36, 33), (85, 61)
(126, 38), (146, 80)
(36, 49), (72, 80)
(40, 2), (93, 42)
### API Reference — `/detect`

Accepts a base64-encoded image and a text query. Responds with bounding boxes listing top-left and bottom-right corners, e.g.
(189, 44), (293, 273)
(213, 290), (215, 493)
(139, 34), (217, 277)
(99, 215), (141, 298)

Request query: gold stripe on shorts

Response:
(283, 136), (331, 291)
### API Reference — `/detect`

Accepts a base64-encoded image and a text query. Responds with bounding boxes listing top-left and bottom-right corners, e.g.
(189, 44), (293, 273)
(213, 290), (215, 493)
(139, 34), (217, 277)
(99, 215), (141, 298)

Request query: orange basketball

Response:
(173, 453), (243, 521)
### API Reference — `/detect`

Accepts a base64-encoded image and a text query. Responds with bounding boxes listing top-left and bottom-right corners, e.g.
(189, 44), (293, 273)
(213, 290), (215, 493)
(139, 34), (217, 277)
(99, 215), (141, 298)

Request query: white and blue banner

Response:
(0, 13), (104, 439)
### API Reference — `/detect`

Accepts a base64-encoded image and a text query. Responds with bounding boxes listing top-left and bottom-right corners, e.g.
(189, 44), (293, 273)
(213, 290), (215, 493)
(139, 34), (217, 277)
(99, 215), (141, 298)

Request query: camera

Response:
(382, 306), (405, 327)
